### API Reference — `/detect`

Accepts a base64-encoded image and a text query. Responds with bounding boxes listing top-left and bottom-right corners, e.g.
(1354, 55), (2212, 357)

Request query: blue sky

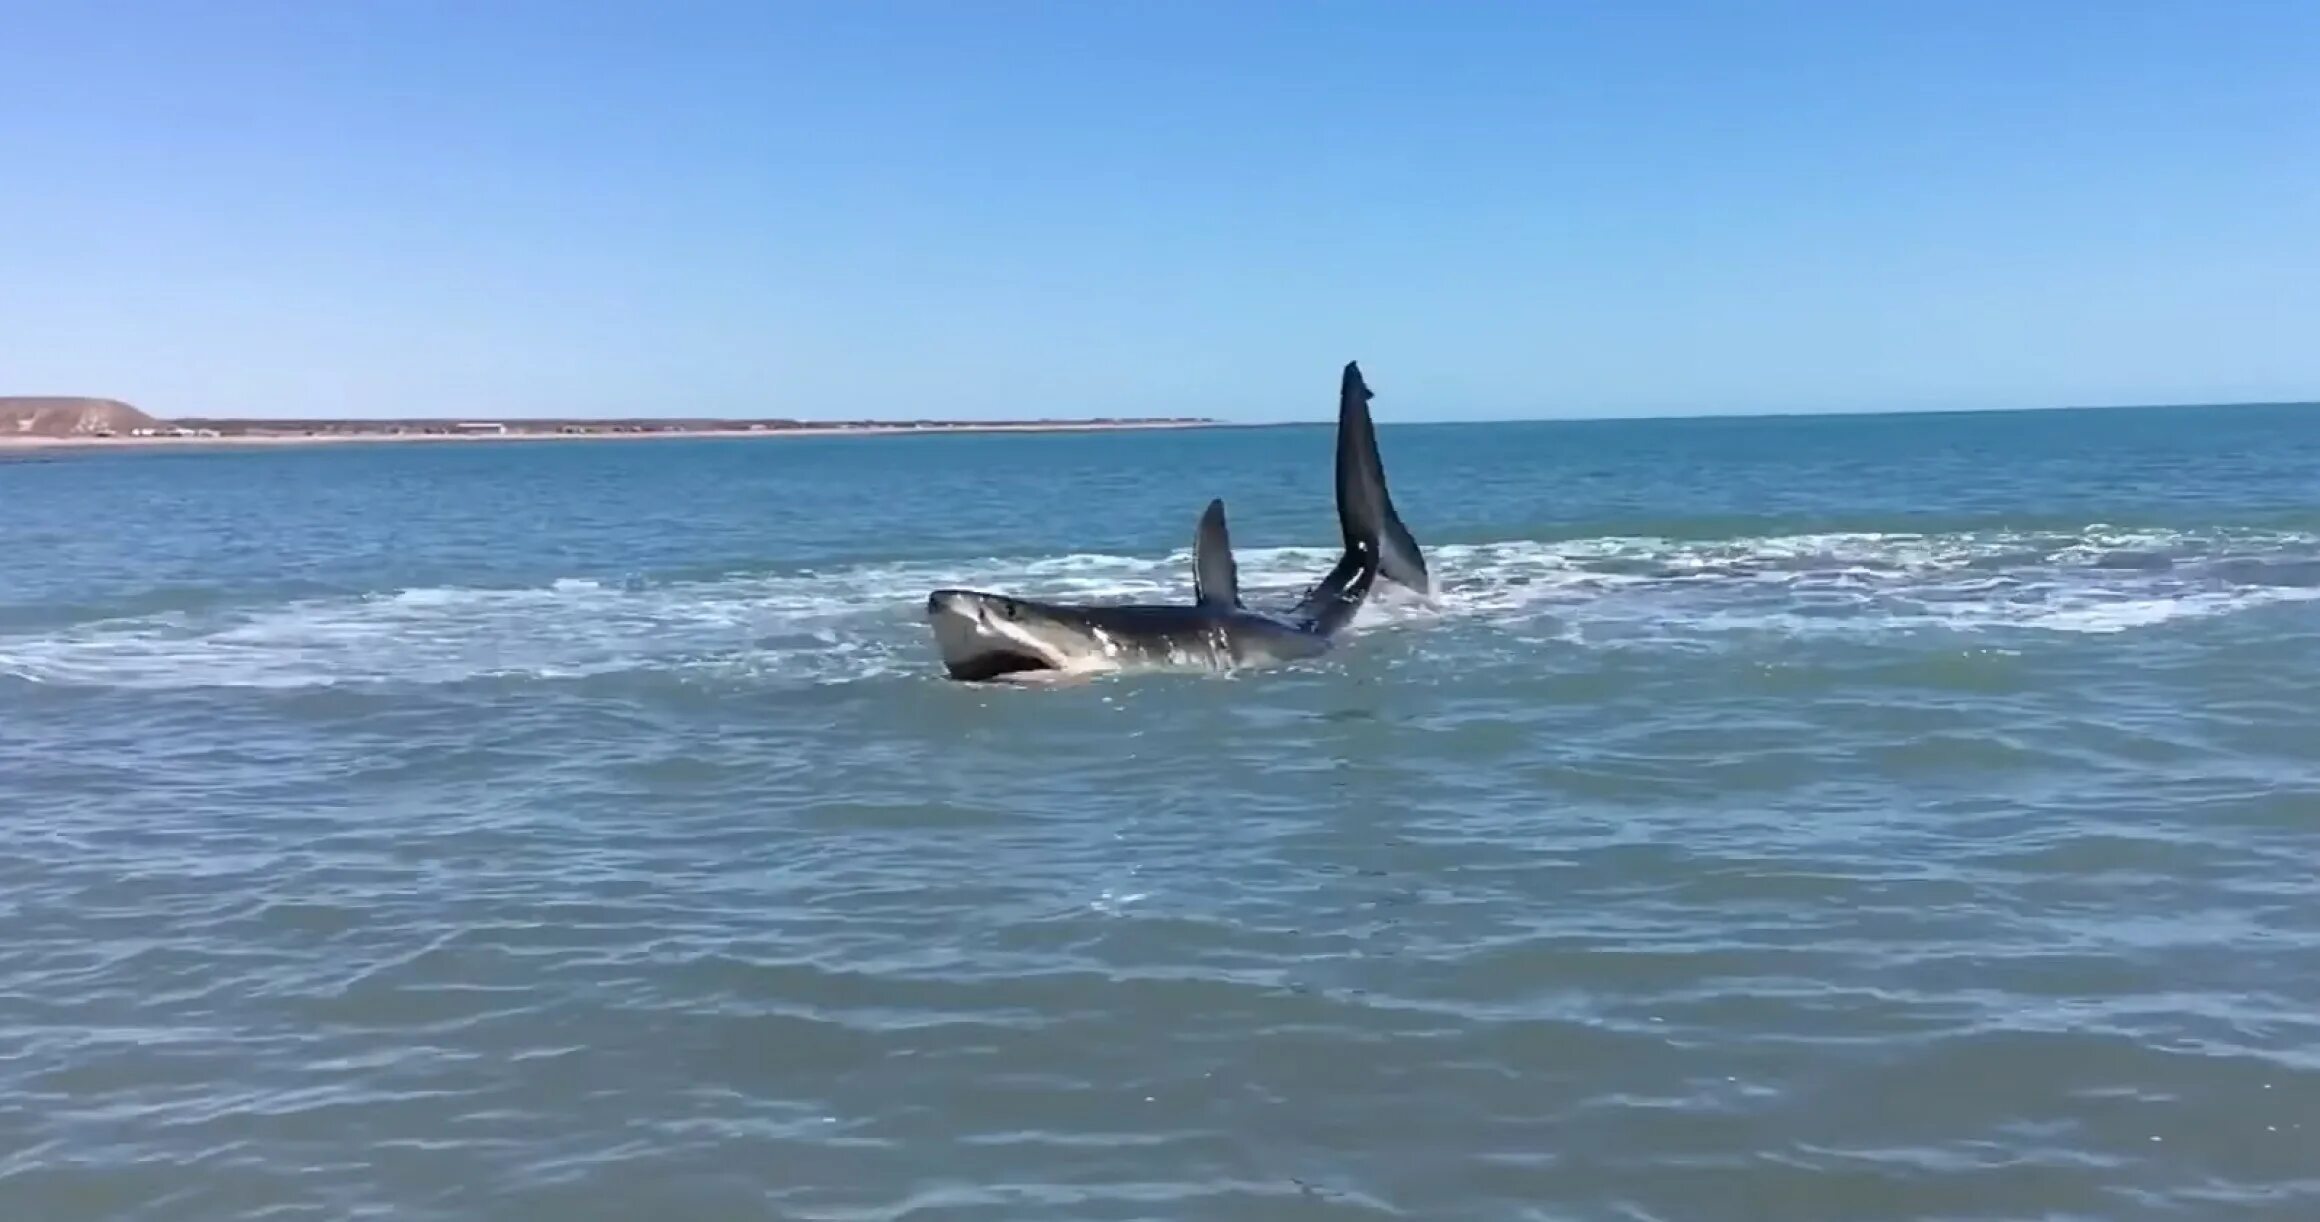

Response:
(2, 1), (2315, 422)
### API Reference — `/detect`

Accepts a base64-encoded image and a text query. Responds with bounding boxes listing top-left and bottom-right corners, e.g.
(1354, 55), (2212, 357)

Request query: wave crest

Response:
(4, 525), (2314, 690)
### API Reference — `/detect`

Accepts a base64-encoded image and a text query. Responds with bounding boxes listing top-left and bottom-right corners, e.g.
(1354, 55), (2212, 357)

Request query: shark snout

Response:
(928, 589), (1021, 627)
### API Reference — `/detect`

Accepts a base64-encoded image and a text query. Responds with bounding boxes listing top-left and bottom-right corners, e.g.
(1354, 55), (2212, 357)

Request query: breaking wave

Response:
(4, 525), (2317, 691)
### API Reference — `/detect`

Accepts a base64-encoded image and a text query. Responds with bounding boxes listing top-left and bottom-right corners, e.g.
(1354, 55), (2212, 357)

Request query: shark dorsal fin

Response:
(1193, 498), (1241, 609)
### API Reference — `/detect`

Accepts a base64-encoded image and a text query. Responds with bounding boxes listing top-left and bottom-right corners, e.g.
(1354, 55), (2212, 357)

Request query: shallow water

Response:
(5, 405), (2319, 1220)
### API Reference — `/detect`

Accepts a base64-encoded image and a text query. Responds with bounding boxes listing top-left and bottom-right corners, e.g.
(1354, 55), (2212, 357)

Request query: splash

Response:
(3, 526), (2315, 691)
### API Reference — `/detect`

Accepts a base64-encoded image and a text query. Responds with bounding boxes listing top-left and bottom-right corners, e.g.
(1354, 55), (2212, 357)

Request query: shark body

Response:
(924, 361), (1428, 683)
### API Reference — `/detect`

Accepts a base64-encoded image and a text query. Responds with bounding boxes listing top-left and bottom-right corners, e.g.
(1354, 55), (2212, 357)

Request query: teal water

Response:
(4, 404), (2319, 1220)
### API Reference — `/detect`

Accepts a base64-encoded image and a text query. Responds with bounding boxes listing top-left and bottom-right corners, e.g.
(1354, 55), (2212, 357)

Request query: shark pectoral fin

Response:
(1193, 497), (1242, 609)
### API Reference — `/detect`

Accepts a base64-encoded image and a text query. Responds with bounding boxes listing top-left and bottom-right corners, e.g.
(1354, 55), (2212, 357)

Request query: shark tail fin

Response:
(1334, 360), (1430, 597)
(1192, 497), (1241, 609)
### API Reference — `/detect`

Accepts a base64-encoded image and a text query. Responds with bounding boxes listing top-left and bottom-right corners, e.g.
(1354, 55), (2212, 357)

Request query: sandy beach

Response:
(0, 419), (1223, 453)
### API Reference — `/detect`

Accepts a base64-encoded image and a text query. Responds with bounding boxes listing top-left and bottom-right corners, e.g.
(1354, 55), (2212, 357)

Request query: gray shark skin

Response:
(924, 361), (1428, 683)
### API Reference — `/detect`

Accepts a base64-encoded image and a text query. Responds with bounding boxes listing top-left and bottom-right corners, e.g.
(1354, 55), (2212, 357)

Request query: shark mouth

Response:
(941, 645), (1056, 683)
(925, 589), (1072, 683)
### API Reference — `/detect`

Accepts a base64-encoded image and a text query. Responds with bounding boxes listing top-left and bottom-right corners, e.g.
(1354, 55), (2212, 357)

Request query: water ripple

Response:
(8, 430), (2320, 1219)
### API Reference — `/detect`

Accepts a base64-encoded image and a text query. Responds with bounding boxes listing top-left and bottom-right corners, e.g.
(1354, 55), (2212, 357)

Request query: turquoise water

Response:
(5, 404), (2319, 1220)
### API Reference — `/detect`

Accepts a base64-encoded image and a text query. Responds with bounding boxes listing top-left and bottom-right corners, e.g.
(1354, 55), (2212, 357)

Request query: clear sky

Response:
(2, 1), (2315, 422)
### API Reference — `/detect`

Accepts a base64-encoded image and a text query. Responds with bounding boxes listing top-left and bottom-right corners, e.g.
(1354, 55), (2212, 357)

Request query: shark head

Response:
(924, 588), (1120, 682)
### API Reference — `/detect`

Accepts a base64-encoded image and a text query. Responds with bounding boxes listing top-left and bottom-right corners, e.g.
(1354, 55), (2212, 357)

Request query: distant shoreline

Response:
(0, 418), (1225, 452)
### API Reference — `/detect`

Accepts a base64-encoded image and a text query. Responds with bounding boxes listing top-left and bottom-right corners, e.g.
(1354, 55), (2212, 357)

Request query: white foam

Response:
(2, 525), (2314, 690)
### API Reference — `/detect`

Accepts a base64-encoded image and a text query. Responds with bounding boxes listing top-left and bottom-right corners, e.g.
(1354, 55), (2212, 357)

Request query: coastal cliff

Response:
(0, 397), (161, 438)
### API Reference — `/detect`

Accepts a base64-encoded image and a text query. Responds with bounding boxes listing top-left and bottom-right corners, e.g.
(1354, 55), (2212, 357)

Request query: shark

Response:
(923, 360), (1429, 683)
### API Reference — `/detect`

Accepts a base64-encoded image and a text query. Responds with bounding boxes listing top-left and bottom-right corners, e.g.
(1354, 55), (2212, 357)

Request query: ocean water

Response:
(4, 403), (2319, 1221)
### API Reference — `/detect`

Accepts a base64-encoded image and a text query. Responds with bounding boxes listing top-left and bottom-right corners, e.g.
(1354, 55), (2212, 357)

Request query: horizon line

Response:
(1351, 394), (2320, 428)
(10, 393), (2319, 430)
